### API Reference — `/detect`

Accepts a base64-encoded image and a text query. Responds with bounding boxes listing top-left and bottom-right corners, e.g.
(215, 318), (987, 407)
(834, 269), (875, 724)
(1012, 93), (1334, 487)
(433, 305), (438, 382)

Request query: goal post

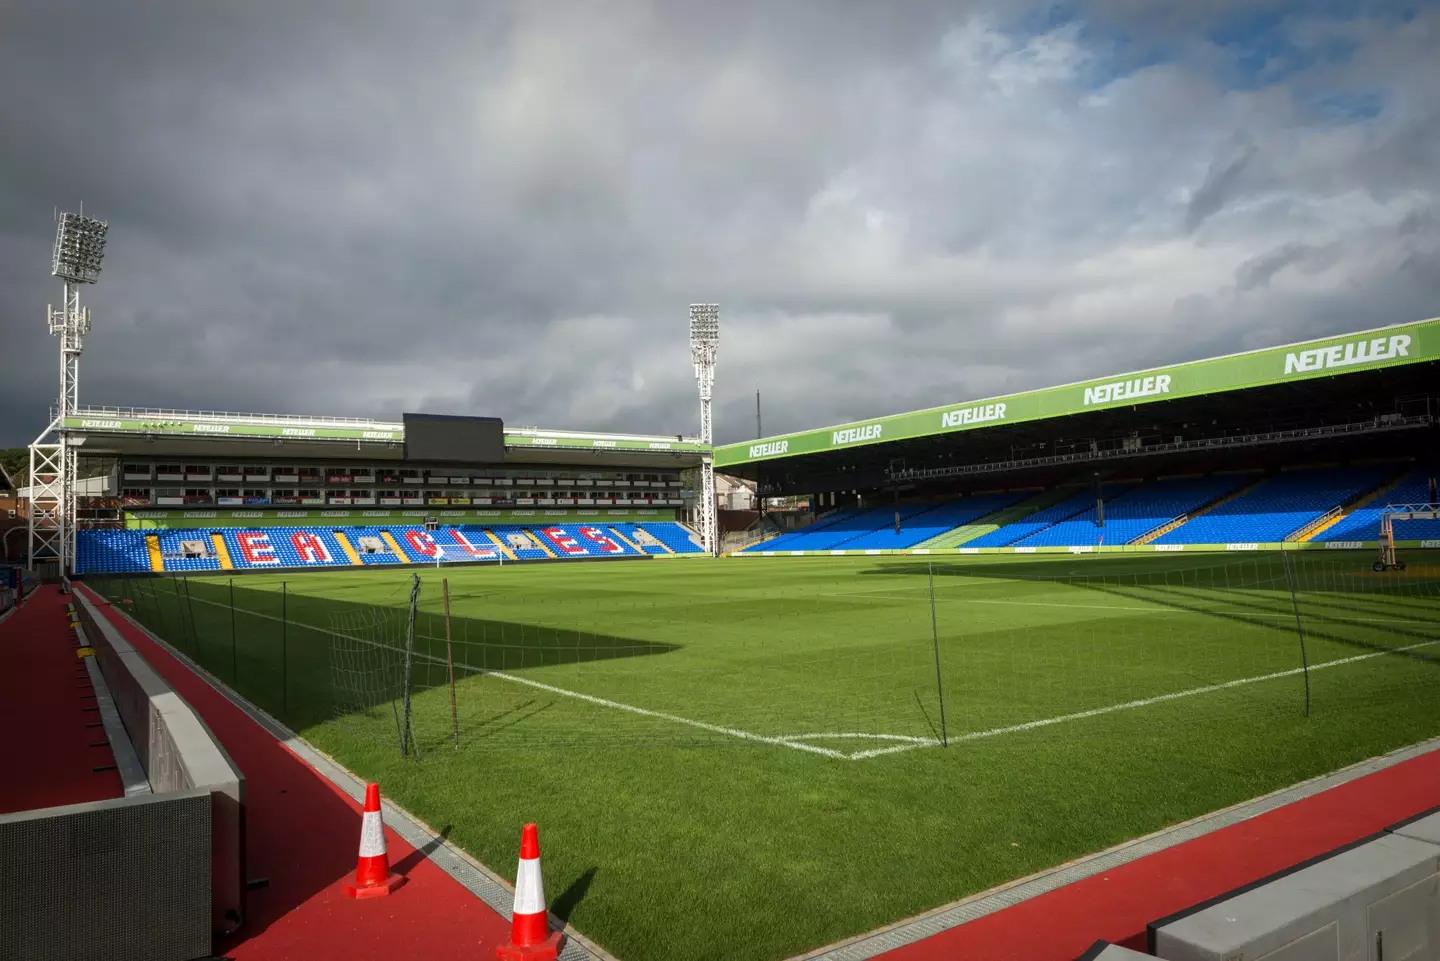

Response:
(1376, 502), (1440, 571)
(431, 540), (504, 569)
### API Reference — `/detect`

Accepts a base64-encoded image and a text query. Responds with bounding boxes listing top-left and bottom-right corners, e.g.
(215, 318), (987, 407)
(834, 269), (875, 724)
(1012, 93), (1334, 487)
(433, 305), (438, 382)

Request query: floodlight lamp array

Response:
(688, 303), (719, 348)
(52, 213), (109, 283)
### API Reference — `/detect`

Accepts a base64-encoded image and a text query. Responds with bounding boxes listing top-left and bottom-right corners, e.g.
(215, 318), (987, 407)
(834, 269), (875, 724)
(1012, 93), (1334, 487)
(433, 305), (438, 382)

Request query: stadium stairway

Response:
(841, 493), (1029, 551)
(209, 533), (234, 570)
(911, 488), (1067, 550)
(613, 527), (668, 556)
(741, 503), (938, 552)
(380, 530), (413, 562)
(1292, 465), (1413, 542)
(344, 527), (406, 565)
(525, 528), (560, 558)
(607, 526), (652, 554)
(737, 508), (868, 553)
(1316, 469), (1440, 543)
(1152, 465), (1396, 545)
(1014, 476), (1249, 548)
(966, 487), (1134, 548)
(331, 530), (365, 566)
(146, 534), (164, 572)
(484, 529), (518, 561)
(1130, 474), (1266, 544)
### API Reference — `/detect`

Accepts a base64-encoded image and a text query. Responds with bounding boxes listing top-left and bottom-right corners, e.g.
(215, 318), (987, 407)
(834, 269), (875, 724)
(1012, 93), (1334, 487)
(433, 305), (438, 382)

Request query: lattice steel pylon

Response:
(29, 212), (108, 576)
(689, 304), (719, 556)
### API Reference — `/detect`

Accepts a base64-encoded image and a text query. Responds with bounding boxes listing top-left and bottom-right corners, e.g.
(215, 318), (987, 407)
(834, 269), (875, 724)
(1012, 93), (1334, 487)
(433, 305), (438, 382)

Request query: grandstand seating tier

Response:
(1151, 466), (1396, 545)
(1012, 476), (1248, 548)
(1316, 471), (1440, 543)
(75, 521), (702, 574)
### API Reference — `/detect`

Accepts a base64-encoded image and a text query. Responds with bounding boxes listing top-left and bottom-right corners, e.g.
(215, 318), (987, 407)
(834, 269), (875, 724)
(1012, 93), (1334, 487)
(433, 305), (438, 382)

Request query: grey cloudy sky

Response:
(2, 1), (1437, 448)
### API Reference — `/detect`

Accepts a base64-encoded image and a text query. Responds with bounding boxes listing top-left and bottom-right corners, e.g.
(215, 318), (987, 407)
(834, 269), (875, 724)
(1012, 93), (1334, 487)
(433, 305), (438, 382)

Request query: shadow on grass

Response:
(87, 575), (682, 735)
(861, 556), (1440, 672)
(552, 866), (597, 925)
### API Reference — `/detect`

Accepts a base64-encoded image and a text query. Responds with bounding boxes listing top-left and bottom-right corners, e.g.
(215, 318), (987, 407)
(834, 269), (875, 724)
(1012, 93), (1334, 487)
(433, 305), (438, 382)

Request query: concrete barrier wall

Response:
(73, 590), (247, 936)
(1150, 832), (1440, 961)
(0, 790), (212, 961)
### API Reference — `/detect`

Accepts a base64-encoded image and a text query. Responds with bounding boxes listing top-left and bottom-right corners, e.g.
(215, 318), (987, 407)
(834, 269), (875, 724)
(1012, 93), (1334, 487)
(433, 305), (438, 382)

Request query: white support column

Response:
(689, 304), (719, 557)
(27, 438), (64, 573)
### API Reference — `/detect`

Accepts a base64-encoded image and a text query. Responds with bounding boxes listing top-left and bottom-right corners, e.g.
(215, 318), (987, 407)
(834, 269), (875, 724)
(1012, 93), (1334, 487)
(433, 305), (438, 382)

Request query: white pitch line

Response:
(949, 636), (1440, 744)
(133, 587), (850, 760)
(131, 585), (1440, 762)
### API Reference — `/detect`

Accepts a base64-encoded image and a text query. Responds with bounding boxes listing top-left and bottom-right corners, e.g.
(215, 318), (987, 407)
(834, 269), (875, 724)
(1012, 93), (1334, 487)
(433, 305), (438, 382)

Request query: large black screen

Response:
(402, 413), (505, 463)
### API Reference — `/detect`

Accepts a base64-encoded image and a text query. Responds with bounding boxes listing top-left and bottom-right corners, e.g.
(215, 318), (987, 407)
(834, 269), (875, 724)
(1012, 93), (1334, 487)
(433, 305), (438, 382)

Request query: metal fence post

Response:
(281, 581), (288, 720)
(928, 563), (949, 748)
(229, 578), (237, 686)
(1281, 551), (1312, 717)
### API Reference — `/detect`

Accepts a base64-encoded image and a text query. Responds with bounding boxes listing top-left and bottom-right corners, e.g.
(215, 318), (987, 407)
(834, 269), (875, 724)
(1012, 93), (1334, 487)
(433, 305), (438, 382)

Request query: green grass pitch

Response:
(94, 551), (1440, 961)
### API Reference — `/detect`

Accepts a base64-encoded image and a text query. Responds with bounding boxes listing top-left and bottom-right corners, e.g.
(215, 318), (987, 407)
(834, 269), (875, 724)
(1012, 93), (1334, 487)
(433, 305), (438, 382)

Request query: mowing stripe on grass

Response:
(149, 585), (1440, 762)
(950, 636), (1440, 745)
(152, 586), (853, 760)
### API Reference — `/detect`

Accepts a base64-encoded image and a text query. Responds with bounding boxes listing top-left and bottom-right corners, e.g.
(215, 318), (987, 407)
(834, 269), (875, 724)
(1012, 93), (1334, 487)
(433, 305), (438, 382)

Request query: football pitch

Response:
(93, 551), (1440, 961)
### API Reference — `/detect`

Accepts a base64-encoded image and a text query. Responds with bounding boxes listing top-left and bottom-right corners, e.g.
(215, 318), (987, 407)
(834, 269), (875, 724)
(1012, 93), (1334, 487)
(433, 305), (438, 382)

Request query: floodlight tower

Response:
(689, 304), (719, 556)
(29, 212), (109, 576)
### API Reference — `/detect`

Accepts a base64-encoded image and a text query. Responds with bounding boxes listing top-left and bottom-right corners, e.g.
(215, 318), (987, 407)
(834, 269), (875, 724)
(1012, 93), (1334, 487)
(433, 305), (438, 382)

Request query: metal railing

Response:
(68, 405), (403, 430)
(1287, 505), (1343, 543)
(890, 416), (1432, 483)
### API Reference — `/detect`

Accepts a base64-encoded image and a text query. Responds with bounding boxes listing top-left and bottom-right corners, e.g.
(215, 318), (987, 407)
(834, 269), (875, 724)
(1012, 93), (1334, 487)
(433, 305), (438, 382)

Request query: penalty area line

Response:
(137, 586), (860, 760)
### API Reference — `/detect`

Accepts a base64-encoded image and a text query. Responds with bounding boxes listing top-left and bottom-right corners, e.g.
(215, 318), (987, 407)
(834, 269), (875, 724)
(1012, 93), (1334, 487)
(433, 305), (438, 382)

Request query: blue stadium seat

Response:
(1153, 466), (1394, 545)
(836, 493), (1028, 550)
(740, 508), (870, 553)
(527, 523), (642, 558)
(223, 527), (352, 569)
(1317, 470), (1439, 542)
(75, 530), (151, 574)
(155, 530), (222, 572)
(742, 505), (943, 553)
(966, 488), (1134, 548)
(617, 522), (705, 554)
(1013, 476), (1248, 547)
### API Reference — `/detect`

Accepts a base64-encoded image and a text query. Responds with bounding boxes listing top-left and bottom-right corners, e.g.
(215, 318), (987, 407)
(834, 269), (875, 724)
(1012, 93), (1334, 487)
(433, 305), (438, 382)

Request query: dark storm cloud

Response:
(2, 1), (1437, 448)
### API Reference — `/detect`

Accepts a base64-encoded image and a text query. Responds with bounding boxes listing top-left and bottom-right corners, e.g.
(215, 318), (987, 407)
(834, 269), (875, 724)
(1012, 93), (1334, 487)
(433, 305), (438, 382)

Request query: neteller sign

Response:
(1284, 334), (1410, 374)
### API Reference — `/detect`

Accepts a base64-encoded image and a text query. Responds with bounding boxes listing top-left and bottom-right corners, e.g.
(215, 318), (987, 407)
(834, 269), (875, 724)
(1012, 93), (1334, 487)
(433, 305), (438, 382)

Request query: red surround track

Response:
(0, 587), (123, 813)
(879, 745), (1440, 960)
(75, 585), (513, 960)
(58, 584), (1440, 961)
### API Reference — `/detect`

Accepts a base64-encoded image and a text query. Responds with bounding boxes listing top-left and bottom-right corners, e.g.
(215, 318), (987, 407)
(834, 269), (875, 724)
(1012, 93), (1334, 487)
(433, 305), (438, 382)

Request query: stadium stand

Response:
(1013, 476), (1249, 547)
(344, 526), (410, 565)
(1152, 465), (1395, 545)
(1316, 469), (1440, 543)
(222, 528), (352, 569)
(74, 530), (152, 574)
(739, 508), (867, 552)
(965, 487), (1134, 548)
(612, 522), (706, 555)
(74, 521), (705, 573)
(740, 504), (941, 553)
(155, 530), (223, 572)
(835, 492), (1028, 551)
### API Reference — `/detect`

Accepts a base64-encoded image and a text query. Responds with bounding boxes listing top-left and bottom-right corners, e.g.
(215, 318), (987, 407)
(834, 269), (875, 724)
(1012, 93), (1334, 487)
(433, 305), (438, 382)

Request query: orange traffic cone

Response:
(496, 823), (563, 960)
(343, 783), (405, 898)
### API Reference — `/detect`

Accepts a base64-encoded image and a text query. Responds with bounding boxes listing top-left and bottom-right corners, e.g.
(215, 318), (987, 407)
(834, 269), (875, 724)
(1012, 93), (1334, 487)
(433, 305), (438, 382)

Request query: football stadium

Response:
(10, 239), (1440, 961)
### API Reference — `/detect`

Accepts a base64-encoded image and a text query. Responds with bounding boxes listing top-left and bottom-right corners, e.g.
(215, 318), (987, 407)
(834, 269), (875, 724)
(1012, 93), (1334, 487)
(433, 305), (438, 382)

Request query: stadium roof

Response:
(716, 316), (1439, 472)
(62, 407), (707, 468)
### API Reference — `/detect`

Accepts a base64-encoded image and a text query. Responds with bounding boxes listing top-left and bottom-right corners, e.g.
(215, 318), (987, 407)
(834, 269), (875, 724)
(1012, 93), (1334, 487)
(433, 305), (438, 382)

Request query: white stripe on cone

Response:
(358, 810), (386, 858)
(514, 856), (546, 916)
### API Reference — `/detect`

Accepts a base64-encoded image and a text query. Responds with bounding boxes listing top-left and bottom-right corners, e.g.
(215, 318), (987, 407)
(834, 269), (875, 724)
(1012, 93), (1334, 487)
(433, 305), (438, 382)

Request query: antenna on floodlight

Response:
(29, 210), (110, 575)
(689, 304), (719, 556)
